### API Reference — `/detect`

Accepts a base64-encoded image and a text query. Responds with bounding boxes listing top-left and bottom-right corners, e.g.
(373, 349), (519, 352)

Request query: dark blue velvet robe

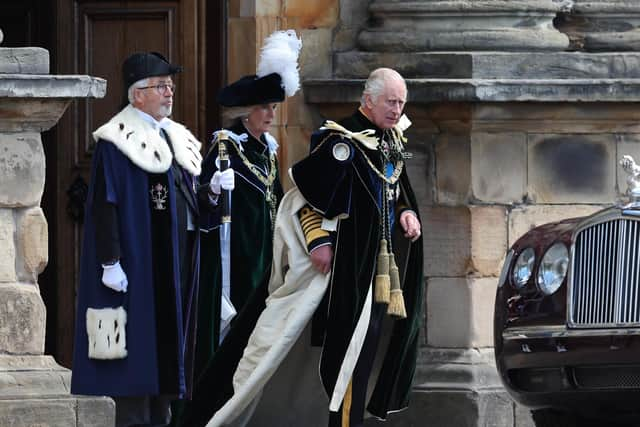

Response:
(71, 140), (199, 398)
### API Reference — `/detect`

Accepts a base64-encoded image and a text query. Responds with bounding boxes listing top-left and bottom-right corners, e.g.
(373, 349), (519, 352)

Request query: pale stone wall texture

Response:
(0, 283), (46, 354)
(0, 44), (112, 425)
(0, 133), (45, 207)
(17, 207), (48, 283)
(415, 102), (638, 352)
(0, 128), (48, 357)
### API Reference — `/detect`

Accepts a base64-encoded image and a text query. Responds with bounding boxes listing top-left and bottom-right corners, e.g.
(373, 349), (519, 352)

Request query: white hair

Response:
(127, 78), (150, 104)
(360, 68), (407, 107)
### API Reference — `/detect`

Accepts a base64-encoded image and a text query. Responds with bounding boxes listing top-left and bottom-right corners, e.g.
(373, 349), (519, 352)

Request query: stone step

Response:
(364, 388), (534, 427)
(359, 0), (568, 52)
(0, 48), (49, 75)
(304, 77), (640, 103)
(335, 52), (640, 79)
(0, 356), (115, 426)
(0, 396), (114, 427)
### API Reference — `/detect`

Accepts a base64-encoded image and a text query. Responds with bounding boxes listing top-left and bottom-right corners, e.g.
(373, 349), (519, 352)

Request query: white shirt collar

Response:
(133, 106), (170, 131)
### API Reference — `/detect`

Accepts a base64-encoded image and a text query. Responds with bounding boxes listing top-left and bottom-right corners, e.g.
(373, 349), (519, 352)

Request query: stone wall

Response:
(0, 45), (114, 426)
(410, 102), (636, 350)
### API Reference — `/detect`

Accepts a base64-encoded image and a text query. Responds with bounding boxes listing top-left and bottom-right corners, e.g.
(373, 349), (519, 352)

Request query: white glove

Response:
(210, 169), (235, 195)
(101, 261), (128, 292)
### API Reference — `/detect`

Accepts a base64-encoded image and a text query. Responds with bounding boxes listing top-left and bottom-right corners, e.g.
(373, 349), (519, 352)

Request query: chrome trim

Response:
(497, 249), (514, 288)
(568, 212), (640, 328)
(573, 208), (625, 233)
(536, 242), (568, 295)
(620, 155), (640, 205)
(503, 325), (640, 341)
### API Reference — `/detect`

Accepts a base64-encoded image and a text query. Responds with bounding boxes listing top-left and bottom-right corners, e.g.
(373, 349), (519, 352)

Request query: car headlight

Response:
(537, 243), (569, 295)
(512, 247), (535, 289)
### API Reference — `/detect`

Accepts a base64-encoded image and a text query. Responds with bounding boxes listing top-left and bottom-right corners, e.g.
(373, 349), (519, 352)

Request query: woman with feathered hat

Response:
(169, 30), (302, 427)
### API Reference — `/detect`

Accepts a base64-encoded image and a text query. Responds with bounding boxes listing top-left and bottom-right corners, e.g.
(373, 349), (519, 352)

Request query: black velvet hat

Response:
(122, 52), (182, 89)
(217, 72), (285, 107)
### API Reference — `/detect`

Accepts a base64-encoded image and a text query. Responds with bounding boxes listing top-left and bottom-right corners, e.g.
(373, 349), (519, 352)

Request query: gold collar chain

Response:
(312, 130), (405, 185)
(227, 137), (278, 188)
(354, 142), (404, 185)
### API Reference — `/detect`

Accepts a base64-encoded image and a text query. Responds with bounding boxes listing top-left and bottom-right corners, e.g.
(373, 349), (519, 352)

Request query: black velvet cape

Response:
(291, 110), (424, 419)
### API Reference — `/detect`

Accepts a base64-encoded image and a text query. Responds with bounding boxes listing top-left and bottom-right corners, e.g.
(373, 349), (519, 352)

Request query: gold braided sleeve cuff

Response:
(298, 205), (332, 251)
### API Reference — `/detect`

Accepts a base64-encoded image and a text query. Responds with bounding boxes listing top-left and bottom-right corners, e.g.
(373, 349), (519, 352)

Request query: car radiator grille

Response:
(571, 218), (640, 326)
(574, 366), (640, 389)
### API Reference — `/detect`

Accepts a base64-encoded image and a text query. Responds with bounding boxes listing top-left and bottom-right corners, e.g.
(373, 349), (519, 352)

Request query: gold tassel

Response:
(387, 254), (407, 318)
(374, 239), (391, 304)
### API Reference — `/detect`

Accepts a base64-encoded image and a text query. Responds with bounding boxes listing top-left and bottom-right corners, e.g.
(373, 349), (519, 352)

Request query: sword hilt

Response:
(216, 130), (232, 223)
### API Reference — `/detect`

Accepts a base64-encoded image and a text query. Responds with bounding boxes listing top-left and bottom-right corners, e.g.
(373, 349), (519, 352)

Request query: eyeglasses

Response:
(137, 83), (176, 94)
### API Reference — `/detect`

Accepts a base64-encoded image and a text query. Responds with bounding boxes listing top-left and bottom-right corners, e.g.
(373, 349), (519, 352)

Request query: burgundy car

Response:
(494, 156), (640, 425)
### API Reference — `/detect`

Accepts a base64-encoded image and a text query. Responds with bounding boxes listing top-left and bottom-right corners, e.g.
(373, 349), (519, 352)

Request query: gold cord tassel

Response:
(374, 239), (391, 304)
(387, 254), (407, 318)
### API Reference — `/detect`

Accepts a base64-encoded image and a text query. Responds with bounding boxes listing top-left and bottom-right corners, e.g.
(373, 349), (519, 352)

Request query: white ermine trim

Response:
(93, 105), (202, 176)
(86, 306), (128, 360)
(164, 120), (202, 176)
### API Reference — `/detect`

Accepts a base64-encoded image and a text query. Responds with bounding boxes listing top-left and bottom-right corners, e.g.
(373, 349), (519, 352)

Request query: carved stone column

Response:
(556, 0), (640, 51)
(0, 38), (112, 426)
(358, 0), (569, 52)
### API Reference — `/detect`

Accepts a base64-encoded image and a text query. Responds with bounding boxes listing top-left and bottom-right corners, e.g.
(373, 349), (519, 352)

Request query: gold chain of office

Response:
(353, 143), (404, 185)
(226, 138), (278, 189)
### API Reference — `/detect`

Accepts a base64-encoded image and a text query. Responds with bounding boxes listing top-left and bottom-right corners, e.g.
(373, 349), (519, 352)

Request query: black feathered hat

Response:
(217, 73), (285, 107)
(217, 30), (302, 108)
(122, 52), (182, 89)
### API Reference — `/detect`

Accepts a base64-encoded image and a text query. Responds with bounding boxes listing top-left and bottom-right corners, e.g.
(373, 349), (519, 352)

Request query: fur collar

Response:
(92, 105), (202, 176)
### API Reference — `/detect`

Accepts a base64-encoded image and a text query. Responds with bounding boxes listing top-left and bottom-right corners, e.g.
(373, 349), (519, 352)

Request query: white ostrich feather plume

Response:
(257, 30), (302, 97)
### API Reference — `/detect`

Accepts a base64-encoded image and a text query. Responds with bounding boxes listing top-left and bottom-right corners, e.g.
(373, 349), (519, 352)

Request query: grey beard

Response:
(158, 104), (172, 119)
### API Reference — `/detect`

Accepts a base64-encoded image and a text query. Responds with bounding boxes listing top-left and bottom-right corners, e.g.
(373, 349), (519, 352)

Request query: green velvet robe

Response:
(196, 121), (283, 374)
(170, 121), (283, 427)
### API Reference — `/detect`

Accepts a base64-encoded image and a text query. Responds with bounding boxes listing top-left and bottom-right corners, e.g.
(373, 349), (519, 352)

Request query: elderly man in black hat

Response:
(70, 52), (233, 427)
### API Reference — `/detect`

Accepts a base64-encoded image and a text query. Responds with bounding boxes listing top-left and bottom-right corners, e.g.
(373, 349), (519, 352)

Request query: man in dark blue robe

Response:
(70, 52), (231, 427)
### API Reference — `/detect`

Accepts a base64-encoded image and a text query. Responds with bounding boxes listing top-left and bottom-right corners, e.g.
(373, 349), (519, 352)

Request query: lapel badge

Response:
(332, 142), (351, 161)
(150, 182), (168, 210)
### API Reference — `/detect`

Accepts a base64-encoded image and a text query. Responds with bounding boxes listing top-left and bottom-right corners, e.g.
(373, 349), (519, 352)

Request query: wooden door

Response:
(50, 0), (224, 367)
